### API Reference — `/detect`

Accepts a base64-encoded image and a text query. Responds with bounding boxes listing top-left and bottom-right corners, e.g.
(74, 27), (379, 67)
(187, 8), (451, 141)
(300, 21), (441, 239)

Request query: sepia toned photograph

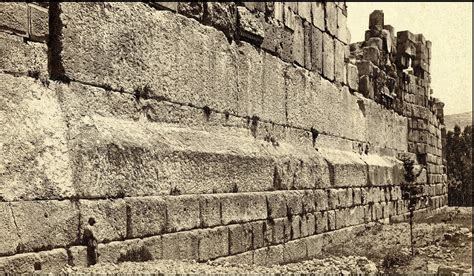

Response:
(0, 1), (472, 274)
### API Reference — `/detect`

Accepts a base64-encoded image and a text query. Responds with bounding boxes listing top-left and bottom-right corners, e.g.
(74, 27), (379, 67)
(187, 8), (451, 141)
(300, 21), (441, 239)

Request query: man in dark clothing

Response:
(83, 217), (98, 266)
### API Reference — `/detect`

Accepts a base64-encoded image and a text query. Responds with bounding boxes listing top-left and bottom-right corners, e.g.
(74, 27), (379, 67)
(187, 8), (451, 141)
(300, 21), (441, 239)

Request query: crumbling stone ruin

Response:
(0, 2), (447, 273)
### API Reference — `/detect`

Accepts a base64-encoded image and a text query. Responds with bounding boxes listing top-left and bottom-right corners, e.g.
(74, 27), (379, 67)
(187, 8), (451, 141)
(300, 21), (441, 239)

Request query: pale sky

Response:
(347, 2), (472, 115)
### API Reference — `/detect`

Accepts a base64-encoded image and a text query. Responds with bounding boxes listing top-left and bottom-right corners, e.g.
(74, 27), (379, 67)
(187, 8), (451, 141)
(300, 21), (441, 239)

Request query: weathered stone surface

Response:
(162, 231), (199, 260)
(266, 191), (288, 219)
(311, 2), (324, 31)
(10, 200), (78, 252)
(0, 2), (28, 35)
(228, 223), (253, 255)
(237, 6), (264, 43)
(199, 194), (221, 227)
(142, 236), (162, 260)
(322, 33), (335, 80)
(79, 199), (127, 243)
(0, 203), (20, 256)
(253, 245), (284, 265)
(283, 239), (307, 263)
(0, 33), (48, 78)
(261, 53), (287, 124)
(305, 234), (323, 258)
(325, 2), (337, 36)
(177, 2), (204, 20)
(126, 197), (166, 238)
(98, 239), (145, 263)
(165, 195), (200, 232)
(56, 3), (238, 113)
(213, 251), (253, 264)
(0, 75), (72, 201)
(236, 42), (264, 118)
(198, 227), (229, 261)
(0, 248), (68, 274)
(320, 149), (368, 187)
(310, 25), (323, 73)
(347, 63), (359, 90)
(205, 2), (236, 39)
(68, 246), (87, 267)
(28, 4), (48, 41)
(292, 16), (304, 66)
(220, 193), (267, 224)
(334, 39), (346, 83)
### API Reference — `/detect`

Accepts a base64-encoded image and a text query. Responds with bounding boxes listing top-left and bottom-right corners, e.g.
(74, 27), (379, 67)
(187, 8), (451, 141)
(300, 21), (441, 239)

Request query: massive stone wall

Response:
(0, 2), (447, 273)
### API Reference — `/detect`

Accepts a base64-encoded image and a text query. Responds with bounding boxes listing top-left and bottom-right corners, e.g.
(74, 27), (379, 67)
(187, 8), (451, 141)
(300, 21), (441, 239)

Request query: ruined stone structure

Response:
(0, 2), (447, 273)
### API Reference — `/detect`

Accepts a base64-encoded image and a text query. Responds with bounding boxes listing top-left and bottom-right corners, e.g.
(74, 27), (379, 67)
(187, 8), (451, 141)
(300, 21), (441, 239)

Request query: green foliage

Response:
(446, 125), (472, 206)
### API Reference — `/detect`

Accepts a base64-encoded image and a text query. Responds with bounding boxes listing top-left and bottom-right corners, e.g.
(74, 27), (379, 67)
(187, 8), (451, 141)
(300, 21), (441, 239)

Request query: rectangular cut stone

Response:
(0, 249), (68, 274)
(334, 39), (346, 84)
(297, 2), (311, 22)
(322, 32), (335, 80)
(262, 53), (287, 124)
(305, 235), (323, 258)
(303, 21), (312, 70)
(228, 223), (253, 255)
(347, 63), (359, 90)
(198, 227), (229, 261)
(325, 2), (337, 36)
(220, 193), (267, 224)
(126, 197), (166, 238)
(316, 211), (328, 233)
(311, 2), (324, 31)
(315, 190), (329, 211)
(310, 25), (323, 73)
(142, 236), (163, 260)
(283, 239), (307, 263)
(199, 194), (221, 228)
(251, 221), (265, 249)
(162, 231), (199, 260)
(0, 33), (48, 78)
(254, 245), (284, 265)
(28, 4), (49, 41)
(0, 203), (20, 256)
(337, 8), (350, 44)
(165, 195), (200, 232)
(10, 200), (79, 252)
(321, 149), (368, 187)
(98, 239), (144, 264)
(0, 2), (28, 35)
(293, 16), (304, 66)
(79, 199), (127, 242)
(56, 3), (239, 113)
(266, 191), (288, 219)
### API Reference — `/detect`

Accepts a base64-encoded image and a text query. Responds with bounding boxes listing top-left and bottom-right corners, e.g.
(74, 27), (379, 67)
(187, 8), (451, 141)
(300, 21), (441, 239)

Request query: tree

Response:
(446, 124), (473, 206)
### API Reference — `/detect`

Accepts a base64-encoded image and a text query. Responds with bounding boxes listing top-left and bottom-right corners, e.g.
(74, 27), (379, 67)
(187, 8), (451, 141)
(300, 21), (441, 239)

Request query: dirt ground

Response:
(62, 207), (472, 274)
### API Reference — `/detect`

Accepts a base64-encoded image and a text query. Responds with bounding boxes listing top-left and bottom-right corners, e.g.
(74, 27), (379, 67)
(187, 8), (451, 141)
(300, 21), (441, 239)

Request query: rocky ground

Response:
(62, 207), (472, 275)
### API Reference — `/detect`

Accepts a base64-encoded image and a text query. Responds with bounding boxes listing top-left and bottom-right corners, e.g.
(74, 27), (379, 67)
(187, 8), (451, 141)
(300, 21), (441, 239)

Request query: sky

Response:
(347, 2), (472, 115)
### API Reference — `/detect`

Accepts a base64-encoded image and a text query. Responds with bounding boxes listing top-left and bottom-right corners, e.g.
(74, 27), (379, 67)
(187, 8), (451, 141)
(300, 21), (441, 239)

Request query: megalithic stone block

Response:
(369, 10), (384, 31)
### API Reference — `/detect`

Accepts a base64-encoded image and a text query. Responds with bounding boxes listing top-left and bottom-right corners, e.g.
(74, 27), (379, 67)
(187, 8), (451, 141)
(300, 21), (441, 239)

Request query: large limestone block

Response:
(359, 155), (404, 186)
(320, 149), (368, 187)
(79, 199), (127, 243)
(0, 74), (74, 201)
(0, 248), (68, 274)
(220, 193), (267, 224)
(55, 3), (238, 113)
(0, 33), (48, 78)
(0, 2), (28, 35)
(10, 200), (79, 252)
(236, 42), (264, 118)
(126, 197), (167, 238)
(0, 203), (20, 256)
